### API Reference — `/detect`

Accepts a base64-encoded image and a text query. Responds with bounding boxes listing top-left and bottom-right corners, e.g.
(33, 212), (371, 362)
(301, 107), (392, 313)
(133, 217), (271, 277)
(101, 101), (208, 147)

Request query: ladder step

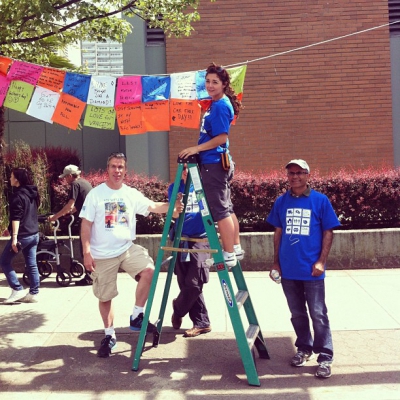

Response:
(246, 324), (260, 349)
(160, 246), (218, 253)
(235, 290), (249, 309)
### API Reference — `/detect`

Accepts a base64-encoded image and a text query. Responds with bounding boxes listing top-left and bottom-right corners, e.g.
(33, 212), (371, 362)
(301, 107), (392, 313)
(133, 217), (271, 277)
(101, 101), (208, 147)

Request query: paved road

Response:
(1, 269), (400, 399)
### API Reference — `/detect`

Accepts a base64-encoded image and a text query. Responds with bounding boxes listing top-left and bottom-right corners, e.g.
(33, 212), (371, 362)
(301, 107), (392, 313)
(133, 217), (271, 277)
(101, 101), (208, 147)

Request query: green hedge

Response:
(52, 167), (400, 234)
(3, 141), (399, 235)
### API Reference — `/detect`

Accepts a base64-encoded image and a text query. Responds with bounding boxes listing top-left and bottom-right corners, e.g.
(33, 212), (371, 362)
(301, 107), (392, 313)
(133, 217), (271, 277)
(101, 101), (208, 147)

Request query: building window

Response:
(389, 0), (400, 36)
(146, 20), (165, 46)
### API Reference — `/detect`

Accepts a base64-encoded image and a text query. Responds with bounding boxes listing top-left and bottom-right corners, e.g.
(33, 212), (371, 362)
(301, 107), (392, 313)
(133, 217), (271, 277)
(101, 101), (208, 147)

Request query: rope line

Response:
(223, 19), (400, 69)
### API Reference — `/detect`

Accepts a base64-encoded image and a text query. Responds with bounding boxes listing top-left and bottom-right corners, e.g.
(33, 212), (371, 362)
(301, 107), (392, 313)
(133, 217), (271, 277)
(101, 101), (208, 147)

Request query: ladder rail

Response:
(131, 157), (269, 385)
(132, 163), (185, 371)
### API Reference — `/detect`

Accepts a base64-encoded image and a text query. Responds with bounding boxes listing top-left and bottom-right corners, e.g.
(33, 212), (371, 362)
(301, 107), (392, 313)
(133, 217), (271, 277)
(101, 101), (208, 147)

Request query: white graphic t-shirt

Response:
(80, 183), (152, 259)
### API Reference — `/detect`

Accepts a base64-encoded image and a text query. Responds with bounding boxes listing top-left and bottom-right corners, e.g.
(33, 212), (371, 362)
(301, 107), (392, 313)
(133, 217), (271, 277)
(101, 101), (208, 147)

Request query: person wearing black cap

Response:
(267, 159), (340, 379)
(49, 164), (93, 286)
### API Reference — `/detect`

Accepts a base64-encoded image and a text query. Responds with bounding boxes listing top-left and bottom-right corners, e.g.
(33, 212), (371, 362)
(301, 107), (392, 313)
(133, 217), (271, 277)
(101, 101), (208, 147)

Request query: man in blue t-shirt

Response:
(267, 159), (340, 379)
(168, 164), (212, 338)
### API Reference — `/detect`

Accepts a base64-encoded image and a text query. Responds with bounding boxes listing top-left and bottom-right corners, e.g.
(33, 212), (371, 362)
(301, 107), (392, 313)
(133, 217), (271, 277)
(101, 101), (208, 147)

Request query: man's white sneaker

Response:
(4, 289), (27, 304)
(223, 251), (237, 267)
(20, 293), (38, 303)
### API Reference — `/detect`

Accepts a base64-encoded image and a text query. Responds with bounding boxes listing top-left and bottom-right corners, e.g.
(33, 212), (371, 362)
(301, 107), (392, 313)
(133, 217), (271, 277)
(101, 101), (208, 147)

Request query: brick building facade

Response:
(166, 0), (393, 176)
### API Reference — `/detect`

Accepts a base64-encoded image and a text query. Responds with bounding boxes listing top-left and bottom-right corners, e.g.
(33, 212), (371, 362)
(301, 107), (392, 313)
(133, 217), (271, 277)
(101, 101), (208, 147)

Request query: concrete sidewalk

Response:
(0, 269), (399, 399)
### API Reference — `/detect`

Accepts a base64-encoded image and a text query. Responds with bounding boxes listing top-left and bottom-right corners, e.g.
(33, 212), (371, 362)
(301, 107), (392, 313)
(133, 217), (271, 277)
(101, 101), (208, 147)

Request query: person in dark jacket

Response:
(1, 168), (40, 303)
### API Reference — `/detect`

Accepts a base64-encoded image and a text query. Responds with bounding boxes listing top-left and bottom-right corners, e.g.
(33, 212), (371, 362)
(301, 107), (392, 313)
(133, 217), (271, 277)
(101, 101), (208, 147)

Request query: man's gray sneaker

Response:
(290, 350), (314, 367)
(315, 361), (332, 378)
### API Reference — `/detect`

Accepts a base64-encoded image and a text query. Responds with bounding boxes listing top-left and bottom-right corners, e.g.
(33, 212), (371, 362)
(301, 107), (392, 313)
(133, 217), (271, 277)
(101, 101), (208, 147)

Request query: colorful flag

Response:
(170, 72), (197, 100)
(87, 76), (117, 107)
(7, 61), (43, 86)
(170, 99), (201, 129)
(3, 80), (35, 113)
(52, 92), (86, 130)
(27, 86), (60, 123)
(38, 67), (66, 92)
(84, 105), (116, 130)
(141, 76), (171, 103)
(115, 76), (142, 106)
(63, 72), (91, 102)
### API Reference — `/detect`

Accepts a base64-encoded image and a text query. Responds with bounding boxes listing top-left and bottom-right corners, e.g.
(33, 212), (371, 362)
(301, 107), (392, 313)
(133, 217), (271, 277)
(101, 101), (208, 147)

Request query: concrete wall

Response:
(2, 229), (400, 274)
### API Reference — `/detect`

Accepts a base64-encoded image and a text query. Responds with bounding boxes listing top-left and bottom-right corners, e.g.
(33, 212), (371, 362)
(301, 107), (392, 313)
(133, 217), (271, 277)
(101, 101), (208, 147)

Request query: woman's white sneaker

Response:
(223, 251), (237, 267)
(4, 289), (27, 304)
(234, 245), (245, 260)
(20, 293), (39, 303)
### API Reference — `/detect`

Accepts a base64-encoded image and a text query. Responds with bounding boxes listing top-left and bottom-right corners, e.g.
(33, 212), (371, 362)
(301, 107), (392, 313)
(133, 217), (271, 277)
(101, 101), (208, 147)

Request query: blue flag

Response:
(63, 72), (91, 102)
(141, 75), (171, 103)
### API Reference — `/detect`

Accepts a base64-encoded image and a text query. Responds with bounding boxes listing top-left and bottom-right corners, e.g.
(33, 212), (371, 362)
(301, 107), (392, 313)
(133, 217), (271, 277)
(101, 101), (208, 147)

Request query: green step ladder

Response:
(131, 156), (270, 386)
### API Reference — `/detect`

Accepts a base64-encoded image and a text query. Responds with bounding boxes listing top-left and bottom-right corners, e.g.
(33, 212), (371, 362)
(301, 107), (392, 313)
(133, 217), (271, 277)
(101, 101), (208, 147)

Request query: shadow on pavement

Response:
(1, 316), (399, 398)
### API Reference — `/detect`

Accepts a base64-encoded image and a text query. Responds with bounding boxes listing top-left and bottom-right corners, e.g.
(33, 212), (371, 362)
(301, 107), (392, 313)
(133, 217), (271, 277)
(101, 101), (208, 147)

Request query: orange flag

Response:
(170, 99), (201, 129)
(52, 93), (85, 130)
(115, 103), (146, 135)
(143, 100), (170, 131)
(38, 67), (66, 92)
(0, 56), (12, 76)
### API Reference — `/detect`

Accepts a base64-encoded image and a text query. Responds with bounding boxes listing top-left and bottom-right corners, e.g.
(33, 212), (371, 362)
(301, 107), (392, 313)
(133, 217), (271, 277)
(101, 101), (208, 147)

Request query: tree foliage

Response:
(0, 0), (211, 65)
(0, 0), (214, 234)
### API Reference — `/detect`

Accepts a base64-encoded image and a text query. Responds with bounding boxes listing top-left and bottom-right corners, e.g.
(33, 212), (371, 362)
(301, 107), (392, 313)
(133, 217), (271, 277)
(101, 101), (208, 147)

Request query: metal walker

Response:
(23, 214), (85, 287)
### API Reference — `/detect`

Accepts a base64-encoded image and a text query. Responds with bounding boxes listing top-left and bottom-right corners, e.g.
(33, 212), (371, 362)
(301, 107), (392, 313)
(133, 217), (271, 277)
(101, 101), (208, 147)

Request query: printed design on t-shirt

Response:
(104, 201), (129, 229)
(199, 109), (211, 139)
(185, 191), (200, 213)
(285, 208), (311, 236)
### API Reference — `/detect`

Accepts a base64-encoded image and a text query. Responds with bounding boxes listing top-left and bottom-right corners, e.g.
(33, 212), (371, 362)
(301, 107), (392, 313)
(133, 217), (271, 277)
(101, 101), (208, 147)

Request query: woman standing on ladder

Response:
(179, 63), (243, 267)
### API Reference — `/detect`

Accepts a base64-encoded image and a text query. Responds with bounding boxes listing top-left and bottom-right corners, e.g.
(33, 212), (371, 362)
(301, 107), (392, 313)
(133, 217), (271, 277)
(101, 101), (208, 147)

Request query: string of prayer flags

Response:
(63, 72), (91, 102)
(3, 80), (35, 113)
(87, 76), (116, 107)
(52, 92), (86, 130)
(141, 76), (171, 102)
(84, 105), (116, 130)
(115, 76), (142, 106)
(0, 56), (247, 133)
(26, 86), (60, 124)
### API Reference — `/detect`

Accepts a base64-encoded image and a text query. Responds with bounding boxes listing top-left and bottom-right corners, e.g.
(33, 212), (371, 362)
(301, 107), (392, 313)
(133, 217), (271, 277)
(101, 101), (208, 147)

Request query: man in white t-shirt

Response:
(80, 152), (183, 358)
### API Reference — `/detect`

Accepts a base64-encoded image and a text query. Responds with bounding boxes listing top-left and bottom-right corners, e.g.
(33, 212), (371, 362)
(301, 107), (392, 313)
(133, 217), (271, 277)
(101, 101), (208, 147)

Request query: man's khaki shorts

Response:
(92, 243), (154, 302)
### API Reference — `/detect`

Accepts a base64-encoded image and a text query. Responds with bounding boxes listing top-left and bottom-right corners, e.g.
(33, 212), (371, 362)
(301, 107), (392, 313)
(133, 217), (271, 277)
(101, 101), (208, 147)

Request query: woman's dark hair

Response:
(205, 63), (244, 116)
(12, 168), (33, 186)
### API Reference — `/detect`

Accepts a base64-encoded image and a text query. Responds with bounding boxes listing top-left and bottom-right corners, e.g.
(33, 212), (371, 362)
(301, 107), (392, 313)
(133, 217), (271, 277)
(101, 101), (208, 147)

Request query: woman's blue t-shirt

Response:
(198, 96), (234, 164)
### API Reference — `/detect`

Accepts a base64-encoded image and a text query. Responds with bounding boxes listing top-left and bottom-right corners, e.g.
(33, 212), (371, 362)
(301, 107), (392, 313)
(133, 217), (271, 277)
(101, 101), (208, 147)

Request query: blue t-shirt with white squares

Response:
(267, 189), (340, 280)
